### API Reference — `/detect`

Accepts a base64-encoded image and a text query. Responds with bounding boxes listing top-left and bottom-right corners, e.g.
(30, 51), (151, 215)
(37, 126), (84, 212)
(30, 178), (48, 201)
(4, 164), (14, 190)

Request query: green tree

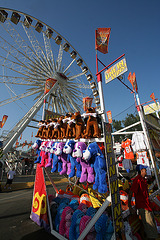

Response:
(112, 113), (142, 142)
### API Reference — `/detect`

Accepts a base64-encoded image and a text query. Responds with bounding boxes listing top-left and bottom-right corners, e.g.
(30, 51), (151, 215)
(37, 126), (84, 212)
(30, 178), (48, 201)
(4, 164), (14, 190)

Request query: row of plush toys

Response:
(32, 140), (108, 194)
(48, 194), (114, 240)
(35, 108), (102, 140)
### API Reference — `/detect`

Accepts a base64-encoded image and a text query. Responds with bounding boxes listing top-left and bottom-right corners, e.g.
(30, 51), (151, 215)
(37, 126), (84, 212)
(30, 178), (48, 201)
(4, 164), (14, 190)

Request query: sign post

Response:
(95, 28), (125, 239)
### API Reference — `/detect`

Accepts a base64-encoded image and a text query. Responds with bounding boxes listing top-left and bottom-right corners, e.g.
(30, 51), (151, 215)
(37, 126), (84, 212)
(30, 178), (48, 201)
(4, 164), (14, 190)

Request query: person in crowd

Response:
(4, 167), (16, 190)
(128, 164), (158, 240)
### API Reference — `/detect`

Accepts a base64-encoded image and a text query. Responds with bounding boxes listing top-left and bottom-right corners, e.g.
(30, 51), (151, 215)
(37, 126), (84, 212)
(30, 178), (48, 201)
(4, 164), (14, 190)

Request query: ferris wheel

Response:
(0, 8), (100, 115)
(0, 8), (101, 154)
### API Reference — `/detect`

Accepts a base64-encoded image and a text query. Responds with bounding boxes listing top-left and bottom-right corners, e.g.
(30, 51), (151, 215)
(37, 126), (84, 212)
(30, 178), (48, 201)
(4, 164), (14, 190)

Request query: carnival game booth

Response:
(30, 30), (160, 240)
(30, 106), (117, 240)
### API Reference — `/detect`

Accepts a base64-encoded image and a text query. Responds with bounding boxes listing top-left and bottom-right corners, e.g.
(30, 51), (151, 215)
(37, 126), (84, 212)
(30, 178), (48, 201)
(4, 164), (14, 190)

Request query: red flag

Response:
(1, 115), (8, 128)
(31, 132), (33, 138)
(45, 78), (57, 94)
(20, 133), (22, 140)
(150, 93), (156, 103)
(95, 28), (111, 54)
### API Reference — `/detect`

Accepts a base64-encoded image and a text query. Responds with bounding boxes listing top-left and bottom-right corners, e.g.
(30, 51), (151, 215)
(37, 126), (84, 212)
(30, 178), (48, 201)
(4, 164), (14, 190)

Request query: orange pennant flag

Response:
(150, 93), (156, 103)
(1, 115), (8, 128)
(128, 72), (138, 93)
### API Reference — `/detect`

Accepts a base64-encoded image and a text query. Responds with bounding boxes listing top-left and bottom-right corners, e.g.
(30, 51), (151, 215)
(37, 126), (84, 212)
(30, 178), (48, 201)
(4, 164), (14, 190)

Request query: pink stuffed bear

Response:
(72, 142), (95, 183)
(79, 215), (96, 240)
(45, 141), (54, 168)
(59, 206), (73, 239)
(39, 141), (48, 167)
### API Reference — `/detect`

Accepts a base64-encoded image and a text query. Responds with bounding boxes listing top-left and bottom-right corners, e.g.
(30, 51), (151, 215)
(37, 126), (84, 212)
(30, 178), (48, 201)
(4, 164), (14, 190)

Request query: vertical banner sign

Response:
(45, 78), (57, 94)
(83, 97), (93, 111)
(0, 115), (8, 128)
(95, 28), (111, 54)
(30, 164), (50, 232)
(107, 110), (112, 124)
(103, 122), (123, 235)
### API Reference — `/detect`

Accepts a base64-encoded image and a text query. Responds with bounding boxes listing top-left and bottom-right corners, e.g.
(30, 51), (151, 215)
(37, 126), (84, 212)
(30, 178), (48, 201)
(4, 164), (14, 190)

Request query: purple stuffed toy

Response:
(72, 142), (95, 183)
(54, 142), (71, 175)
(45, 141), (54, 168)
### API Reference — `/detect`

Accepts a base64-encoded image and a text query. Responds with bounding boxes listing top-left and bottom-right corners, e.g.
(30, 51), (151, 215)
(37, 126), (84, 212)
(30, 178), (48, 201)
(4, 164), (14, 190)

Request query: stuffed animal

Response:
(39, 141), (48, 167)
(73, 111), (85, 140)
(65, 113), (76, 139)
(95, 214), (114, 240)
(50, 142), (62, 173)
(59, 206), (74, 239)
(82, 107), (101, 139)
(55, 202), (69, 232)
(50, 200), (59, 230)
(45, 141), (54, 167)
(79, 215), (96, 240)
(83, 142), (108, 194)
(69, 209), (85, 240)
(46, 119), (55, 140)
(41, 120), (50, 139)
(72, 142), (95, 183)
(77, 203), (88, 214)
(32, 139), (42, 164)
(63, 140), (81, 178)
(35, 120), (45, 138)
(51, 118), (61, 139)
(57, 116), (67, 139)
(54, 142), (71, 175)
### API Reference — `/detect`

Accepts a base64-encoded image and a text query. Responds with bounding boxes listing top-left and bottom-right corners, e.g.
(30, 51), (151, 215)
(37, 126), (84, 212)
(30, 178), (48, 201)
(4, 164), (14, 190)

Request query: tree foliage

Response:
(112, 113), (142, 142)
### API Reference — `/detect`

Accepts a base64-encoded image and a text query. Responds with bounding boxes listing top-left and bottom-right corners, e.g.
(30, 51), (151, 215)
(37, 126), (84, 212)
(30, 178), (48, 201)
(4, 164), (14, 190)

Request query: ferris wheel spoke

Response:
(43, 31), (56, 72)
(68, 71), (86, 80)
(0, 89), (42, 107)
(0, 21), (40, 66)
(58, 85), (72, 112)
(62, 87), (79, 111)
(0, 75), (40, 85)
(1, 20), (51, 78)
(56, 44), (64, 71)
(33, 91), (44, 101)
(58, 94), (66, 114)
(23, 25), (51, 73)
(65, 88), (82, 104)
(0, 36), (49, 82)
(65, 83), (84, 96)
(0, 53), (46, 79)
(31, 56), (52, 78)
(63, 58), (76, 74)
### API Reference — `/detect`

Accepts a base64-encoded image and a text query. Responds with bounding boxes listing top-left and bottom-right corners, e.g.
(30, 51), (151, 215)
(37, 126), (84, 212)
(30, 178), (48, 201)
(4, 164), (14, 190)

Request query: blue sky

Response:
(0, 0), (160, 144)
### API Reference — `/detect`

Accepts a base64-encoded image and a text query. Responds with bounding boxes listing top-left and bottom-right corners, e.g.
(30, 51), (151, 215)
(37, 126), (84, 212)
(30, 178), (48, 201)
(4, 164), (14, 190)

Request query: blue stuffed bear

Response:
(50, 142), (62, 173)
(83, 142), (108, 194)
(32, 139), (42, 164)
(63, 140), (81, 178)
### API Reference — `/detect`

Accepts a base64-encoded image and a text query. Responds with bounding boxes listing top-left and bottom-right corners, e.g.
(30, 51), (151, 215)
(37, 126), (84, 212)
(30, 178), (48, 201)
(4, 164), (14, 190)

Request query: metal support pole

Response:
(135, 93), (160, 188)
(96, 51), (107, 122)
